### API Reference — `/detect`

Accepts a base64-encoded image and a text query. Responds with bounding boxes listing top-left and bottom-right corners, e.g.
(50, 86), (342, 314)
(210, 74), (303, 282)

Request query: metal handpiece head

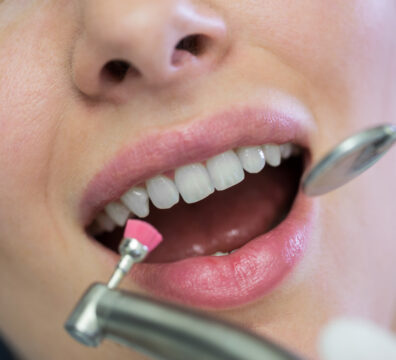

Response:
(119, 237), (149, 262)
(64, 284), (109, 347)
(302, 124), (396, 196)
(107, 237), (149, 289)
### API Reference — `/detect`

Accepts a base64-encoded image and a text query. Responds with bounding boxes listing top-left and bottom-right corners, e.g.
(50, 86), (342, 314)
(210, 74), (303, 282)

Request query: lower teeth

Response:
(212, 251), (229, 256)
(211, 248), (239, 256)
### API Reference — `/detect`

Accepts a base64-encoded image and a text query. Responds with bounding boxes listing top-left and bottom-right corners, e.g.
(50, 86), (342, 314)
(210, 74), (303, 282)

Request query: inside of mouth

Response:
(89, 155), (304, 263)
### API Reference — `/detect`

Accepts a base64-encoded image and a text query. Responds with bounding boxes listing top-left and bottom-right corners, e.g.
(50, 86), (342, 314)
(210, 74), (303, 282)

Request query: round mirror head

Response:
(302, 124), (396, 196)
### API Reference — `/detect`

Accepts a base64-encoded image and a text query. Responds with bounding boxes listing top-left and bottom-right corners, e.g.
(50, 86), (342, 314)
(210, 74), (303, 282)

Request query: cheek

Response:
(0, 3), (77, 263)
(232, 0), (396, 312)
(238, 0), (395, 119)
(0, 4), (72, 201)
(275, 1), (395, 156)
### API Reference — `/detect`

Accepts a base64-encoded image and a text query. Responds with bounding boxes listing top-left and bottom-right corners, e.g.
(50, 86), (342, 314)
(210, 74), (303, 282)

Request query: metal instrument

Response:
(65, 283), (300, 360)
(302, 124), (396, 196)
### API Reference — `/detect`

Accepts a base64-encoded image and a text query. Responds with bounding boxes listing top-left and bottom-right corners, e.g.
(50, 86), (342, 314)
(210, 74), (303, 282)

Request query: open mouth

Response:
(88, 143), (303, 263)
(80, 106), (316, 309)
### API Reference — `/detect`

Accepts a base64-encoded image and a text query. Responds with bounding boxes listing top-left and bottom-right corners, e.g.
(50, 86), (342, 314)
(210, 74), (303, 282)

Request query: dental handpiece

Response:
(65, 219), (302, 360)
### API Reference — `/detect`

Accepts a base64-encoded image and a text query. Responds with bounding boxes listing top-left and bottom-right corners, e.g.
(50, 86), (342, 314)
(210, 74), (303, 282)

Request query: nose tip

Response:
(72, 0), (228, 100)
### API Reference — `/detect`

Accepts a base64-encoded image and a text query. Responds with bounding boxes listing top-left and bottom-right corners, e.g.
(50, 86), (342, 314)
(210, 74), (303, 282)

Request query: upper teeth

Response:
(120, 187), (150, 218)
(175, 163), (215, 203)
(91, 143), (300, 233)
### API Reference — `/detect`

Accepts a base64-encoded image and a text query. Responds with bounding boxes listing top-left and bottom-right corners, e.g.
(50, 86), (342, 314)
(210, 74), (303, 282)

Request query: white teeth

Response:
(212, 251), (229, 256)
(121, 187), (149, 218)
(206, 150), (245, 191)
(96, 212), (117, 232)
(146, 175), (179, 209)
(280, 143), (293, 159)
(175, 163), (214, 204)
(104, 201), (130, 227)
(236, 146), (266, 174)
(262, 144), (281, 167)
(91, 142), (302, 235)
(211, 247), (239, 256)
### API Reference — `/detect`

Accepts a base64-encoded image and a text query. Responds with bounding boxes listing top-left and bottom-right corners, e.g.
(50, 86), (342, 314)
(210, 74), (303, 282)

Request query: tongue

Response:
(145, 159), (301, 263)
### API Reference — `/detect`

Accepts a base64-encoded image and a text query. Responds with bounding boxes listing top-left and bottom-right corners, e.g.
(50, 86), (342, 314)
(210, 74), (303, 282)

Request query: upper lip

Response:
(80, 102), (315, 227)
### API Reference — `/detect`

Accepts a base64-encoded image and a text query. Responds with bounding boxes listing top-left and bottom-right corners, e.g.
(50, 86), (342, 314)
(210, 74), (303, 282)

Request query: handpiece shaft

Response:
(107, 264), (131, 289)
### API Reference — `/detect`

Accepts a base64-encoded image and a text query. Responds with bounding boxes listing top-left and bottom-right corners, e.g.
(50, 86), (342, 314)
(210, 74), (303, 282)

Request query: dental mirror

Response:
(302, 124), (396, 196)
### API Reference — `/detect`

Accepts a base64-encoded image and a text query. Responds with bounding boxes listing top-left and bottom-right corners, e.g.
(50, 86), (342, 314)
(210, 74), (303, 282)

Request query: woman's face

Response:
(0, 1), (395, 359)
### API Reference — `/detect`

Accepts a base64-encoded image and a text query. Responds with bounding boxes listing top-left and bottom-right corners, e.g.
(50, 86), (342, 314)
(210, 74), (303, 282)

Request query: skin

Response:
(0, 0), (395, 359)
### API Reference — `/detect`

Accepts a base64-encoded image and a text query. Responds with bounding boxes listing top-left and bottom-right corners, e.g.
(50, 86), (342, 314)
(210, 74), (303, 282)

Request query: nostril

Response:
(101, 60), (139, 83)
(175, 34), (206, 56)
(99, 35), (210, 85)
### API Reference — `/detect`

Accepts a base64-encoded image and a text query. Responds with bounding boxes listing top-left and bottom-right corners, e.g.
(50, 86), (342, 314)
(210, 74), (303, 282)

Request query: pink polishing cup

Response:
(123, 219), (163, 252)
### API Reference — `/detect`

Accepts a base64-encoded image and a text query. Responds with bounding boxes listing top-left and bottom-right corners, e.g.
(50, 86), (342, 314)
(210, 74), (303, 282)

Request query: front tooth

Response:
(146, 175), (180, 209)
(121, 187), (149, 218)
(104, 201), (130, 227)
(175, 163), (214, 204)
(262, 144), (281, 167)
(206, 150), (245, 191)
(236, 146), (265, 173)
(96, 212), (117, 232)
(280, 143), (292, 159)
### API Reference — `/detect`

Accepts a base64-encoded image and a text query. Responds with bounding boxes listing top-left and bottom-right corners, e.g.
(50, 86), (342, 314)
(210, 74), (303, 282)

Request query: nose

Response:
(72, 0), (228, 100)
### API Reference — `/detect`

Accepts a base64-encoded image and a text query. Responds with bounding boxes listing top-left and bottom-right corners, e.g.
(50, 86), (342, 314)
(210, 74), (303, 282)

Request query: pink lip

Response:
(81, 104), (316, 309)
(131, 190), (314, 309)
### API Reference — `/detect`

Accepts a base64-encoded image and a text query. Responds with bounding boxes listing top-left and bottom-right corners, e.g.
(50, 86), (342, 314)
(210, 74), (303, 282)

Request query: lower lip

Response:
(127, 190), (315, 309)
